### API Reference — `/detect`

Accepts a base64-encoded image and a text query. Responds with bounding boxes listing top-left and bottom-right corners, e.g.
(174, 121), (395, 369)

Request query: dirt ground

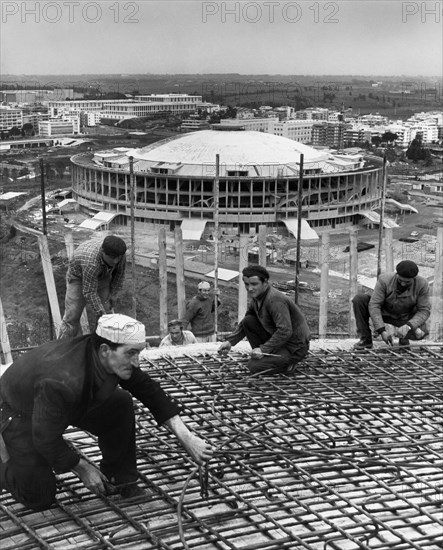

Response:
(0, 192), (441, 352)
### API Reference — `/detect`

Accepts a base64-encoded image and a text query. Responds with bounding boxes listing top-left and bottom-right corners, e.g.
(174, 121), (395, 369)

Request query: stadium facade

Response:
(70, 129), (383, 238)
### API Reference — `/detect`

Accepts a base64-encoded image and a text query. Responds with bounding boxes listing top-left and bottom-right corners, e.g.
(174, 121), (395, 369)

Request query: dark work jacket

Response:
(368, 273), (431, 331)
(227, 286), (310, 354)
(0, 336), (180, 474)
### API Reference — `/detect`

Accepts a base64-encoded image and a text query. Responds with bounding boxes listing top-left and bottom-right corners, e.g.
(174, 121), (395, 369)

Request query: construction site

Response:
(1, 213), (442, 549)
(1, 148), (443, 549)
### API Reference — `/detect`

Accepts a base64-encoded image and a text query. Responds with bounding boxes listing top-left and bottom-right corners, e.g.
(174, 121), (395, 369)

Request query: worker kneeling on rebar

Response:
(352, 260), (431, 350)
(218, 266), (310, 374)
(0, 314), (213, 511)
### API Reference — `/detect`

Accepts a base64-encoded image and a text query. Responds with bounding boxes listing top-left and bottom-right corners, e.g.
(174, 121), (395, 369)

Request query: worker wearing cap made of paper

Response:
(183, 281), (220, 343)
(352, 260), (431, 350)
(0, 314), (213, 510)
(218, 266), (310, 374)
(59, 235), (127, 339)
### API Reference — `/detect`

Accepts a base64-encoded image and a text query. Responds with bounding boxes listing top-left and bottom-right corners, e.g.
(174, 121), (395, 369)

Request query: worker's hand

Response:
(72, 458), (108, 495)
(181, 433), (214, 465)
(414, 327), (425, 340)
(251, 347), (264, 359)
(218, 341), (231, 356)
(397, 324), (410, 338)
(380, 331), (393, 346)
(165, 415), (214, 465)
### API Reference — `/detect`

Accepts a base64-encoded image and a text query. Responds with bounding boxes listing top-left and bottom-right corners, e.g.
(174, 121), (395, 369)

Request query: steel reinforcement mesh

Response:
(1, 345), (442, 550)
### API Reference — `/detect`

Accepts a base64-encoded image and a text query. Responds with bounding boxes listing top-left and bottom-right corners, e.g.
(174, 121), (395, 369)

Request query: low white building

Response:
(38, 119), (79, 136)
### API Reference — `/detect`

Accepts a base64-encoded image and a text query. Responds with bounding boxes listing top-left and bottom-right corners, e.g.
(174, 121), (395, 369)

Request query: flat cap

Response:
(396, 260), (419, 278)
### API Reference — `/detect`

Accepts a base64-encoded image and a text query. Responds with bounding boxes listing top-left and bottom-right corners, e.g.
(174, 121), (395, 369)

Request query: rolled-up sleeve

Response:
(81, 263), (107, 315)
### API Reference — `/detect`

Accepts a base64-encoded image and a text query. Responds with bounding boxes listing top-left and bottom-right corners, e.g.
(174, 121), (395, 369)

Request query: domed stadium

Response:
(70, 129), (383, 238)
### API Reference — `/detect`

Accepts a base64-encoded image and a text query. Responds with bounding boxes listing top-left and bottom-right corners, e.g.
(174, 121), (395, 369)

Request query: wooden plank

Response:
(63, 231), (89, 334)
(158, 226), (168, 337)
(258, 225), (267, 267)
(385, 227), (394, 273)
(319, 232), (329, 339)
(174, 226), (186, 319)
(38, 234), (62, 337)
(429, 226), (443, 341)
(0, 296), (13, 364)
(348, 227), (358, 337)
(238, 234), (249, 323)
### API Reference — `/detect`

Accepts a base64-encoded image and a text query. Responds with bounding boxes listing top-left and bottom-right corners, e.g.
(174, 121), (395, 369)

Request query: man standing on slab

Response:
(218, 266), (310, 374)
(183, 281), (220, 343)
(59, 235), (127, 338)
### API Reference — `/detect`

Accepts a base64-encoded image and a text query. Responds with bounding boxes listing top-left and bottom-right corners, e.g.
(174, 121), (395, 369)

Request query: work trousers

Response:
(352, 294), (427, 342)
(242, 314), (309, 374)
(59, 275), (112, 338)
(0, 389), (137, 511)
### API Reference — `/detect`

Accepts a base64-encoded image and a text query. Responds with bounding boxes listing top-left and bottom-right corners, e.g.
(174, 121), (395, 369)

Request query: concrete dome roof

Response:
(130, 130), (328, 166)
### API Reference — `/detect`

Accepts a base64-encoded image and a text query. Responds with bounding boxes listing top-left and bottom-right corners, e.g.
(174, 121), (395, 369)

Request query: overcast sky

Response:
(1, 1), (441, 76)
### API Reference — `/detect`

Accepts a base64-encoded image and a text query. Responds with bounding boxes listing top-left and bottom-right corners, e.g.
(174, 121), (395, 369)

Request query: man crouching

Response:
(0, 314), (212, 510)
(218, 266), (310, 374)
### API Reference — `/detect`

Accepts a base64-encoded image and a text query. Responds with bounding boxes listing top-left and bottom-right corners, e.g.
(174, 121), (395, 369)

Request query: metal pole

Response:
(129, 156), (136, 318)
(377, 156), (388, 278)
(40, 158), (47, 236)
(213, 154), (220, 337)
(295, 153), (304, 304)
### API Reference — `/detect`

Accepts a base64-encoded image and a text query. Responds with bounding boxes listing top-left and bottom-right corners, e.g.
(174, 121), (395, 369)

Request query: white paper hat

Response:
(96, 314), (146, 345)
(198, 281), (211, 290)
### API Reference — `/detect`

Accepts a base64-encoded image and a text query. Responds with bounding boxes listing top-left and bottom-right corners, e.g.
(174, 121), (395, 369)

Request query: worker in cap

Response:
(59, 235), (128, 339)
(160, 319), (198, 347)
(183, 280), (220, 343)
(0, 314), (213, 510)
(218, 265), (310, 374)
(352, 260), (430, 349)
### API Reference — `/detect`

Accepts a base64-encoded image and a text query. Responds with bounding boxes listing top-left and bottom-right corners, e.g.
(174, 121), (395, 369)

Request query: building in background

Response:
(38, 119), (79, 136)
(70, 129), (383, 238)
(312, 122), (346, 148)
(0, 107), (23, 131)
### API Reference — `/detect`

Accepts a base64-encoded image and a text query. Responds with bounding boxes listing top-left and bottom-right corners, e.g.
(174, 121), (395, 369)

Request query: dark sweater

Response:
(226, 286), (310, 354)
(0, 336), (180, 473)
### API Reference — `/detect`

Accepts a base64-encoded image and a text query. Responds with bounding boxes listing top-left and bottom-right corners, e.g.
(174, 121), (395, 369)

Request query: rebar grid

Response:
(1, 345), (442, 550)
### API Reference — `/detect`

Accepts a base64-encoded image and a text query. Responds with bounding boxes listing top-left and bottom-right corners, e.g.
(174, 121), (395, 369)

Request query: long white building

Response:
(48, 94), (203, 122)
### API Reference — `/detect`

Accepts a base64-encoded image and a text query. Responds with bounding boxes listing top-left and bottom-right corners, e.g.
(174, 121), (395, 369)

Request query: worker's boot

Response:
(398, 337), (410, 347)
(353, 338), (373, 350)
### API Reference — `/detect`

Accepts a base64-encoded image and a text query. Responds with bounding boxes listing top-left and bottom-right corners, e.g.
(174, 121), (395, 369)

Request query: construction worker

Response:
(352, 260), (430, 349)
(218, 265), (310, 374)
(159, 319), (198, 347)
(183, 281), (220, 343)
(59, 235), (127, 338)
(0, 314), (213, 510)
